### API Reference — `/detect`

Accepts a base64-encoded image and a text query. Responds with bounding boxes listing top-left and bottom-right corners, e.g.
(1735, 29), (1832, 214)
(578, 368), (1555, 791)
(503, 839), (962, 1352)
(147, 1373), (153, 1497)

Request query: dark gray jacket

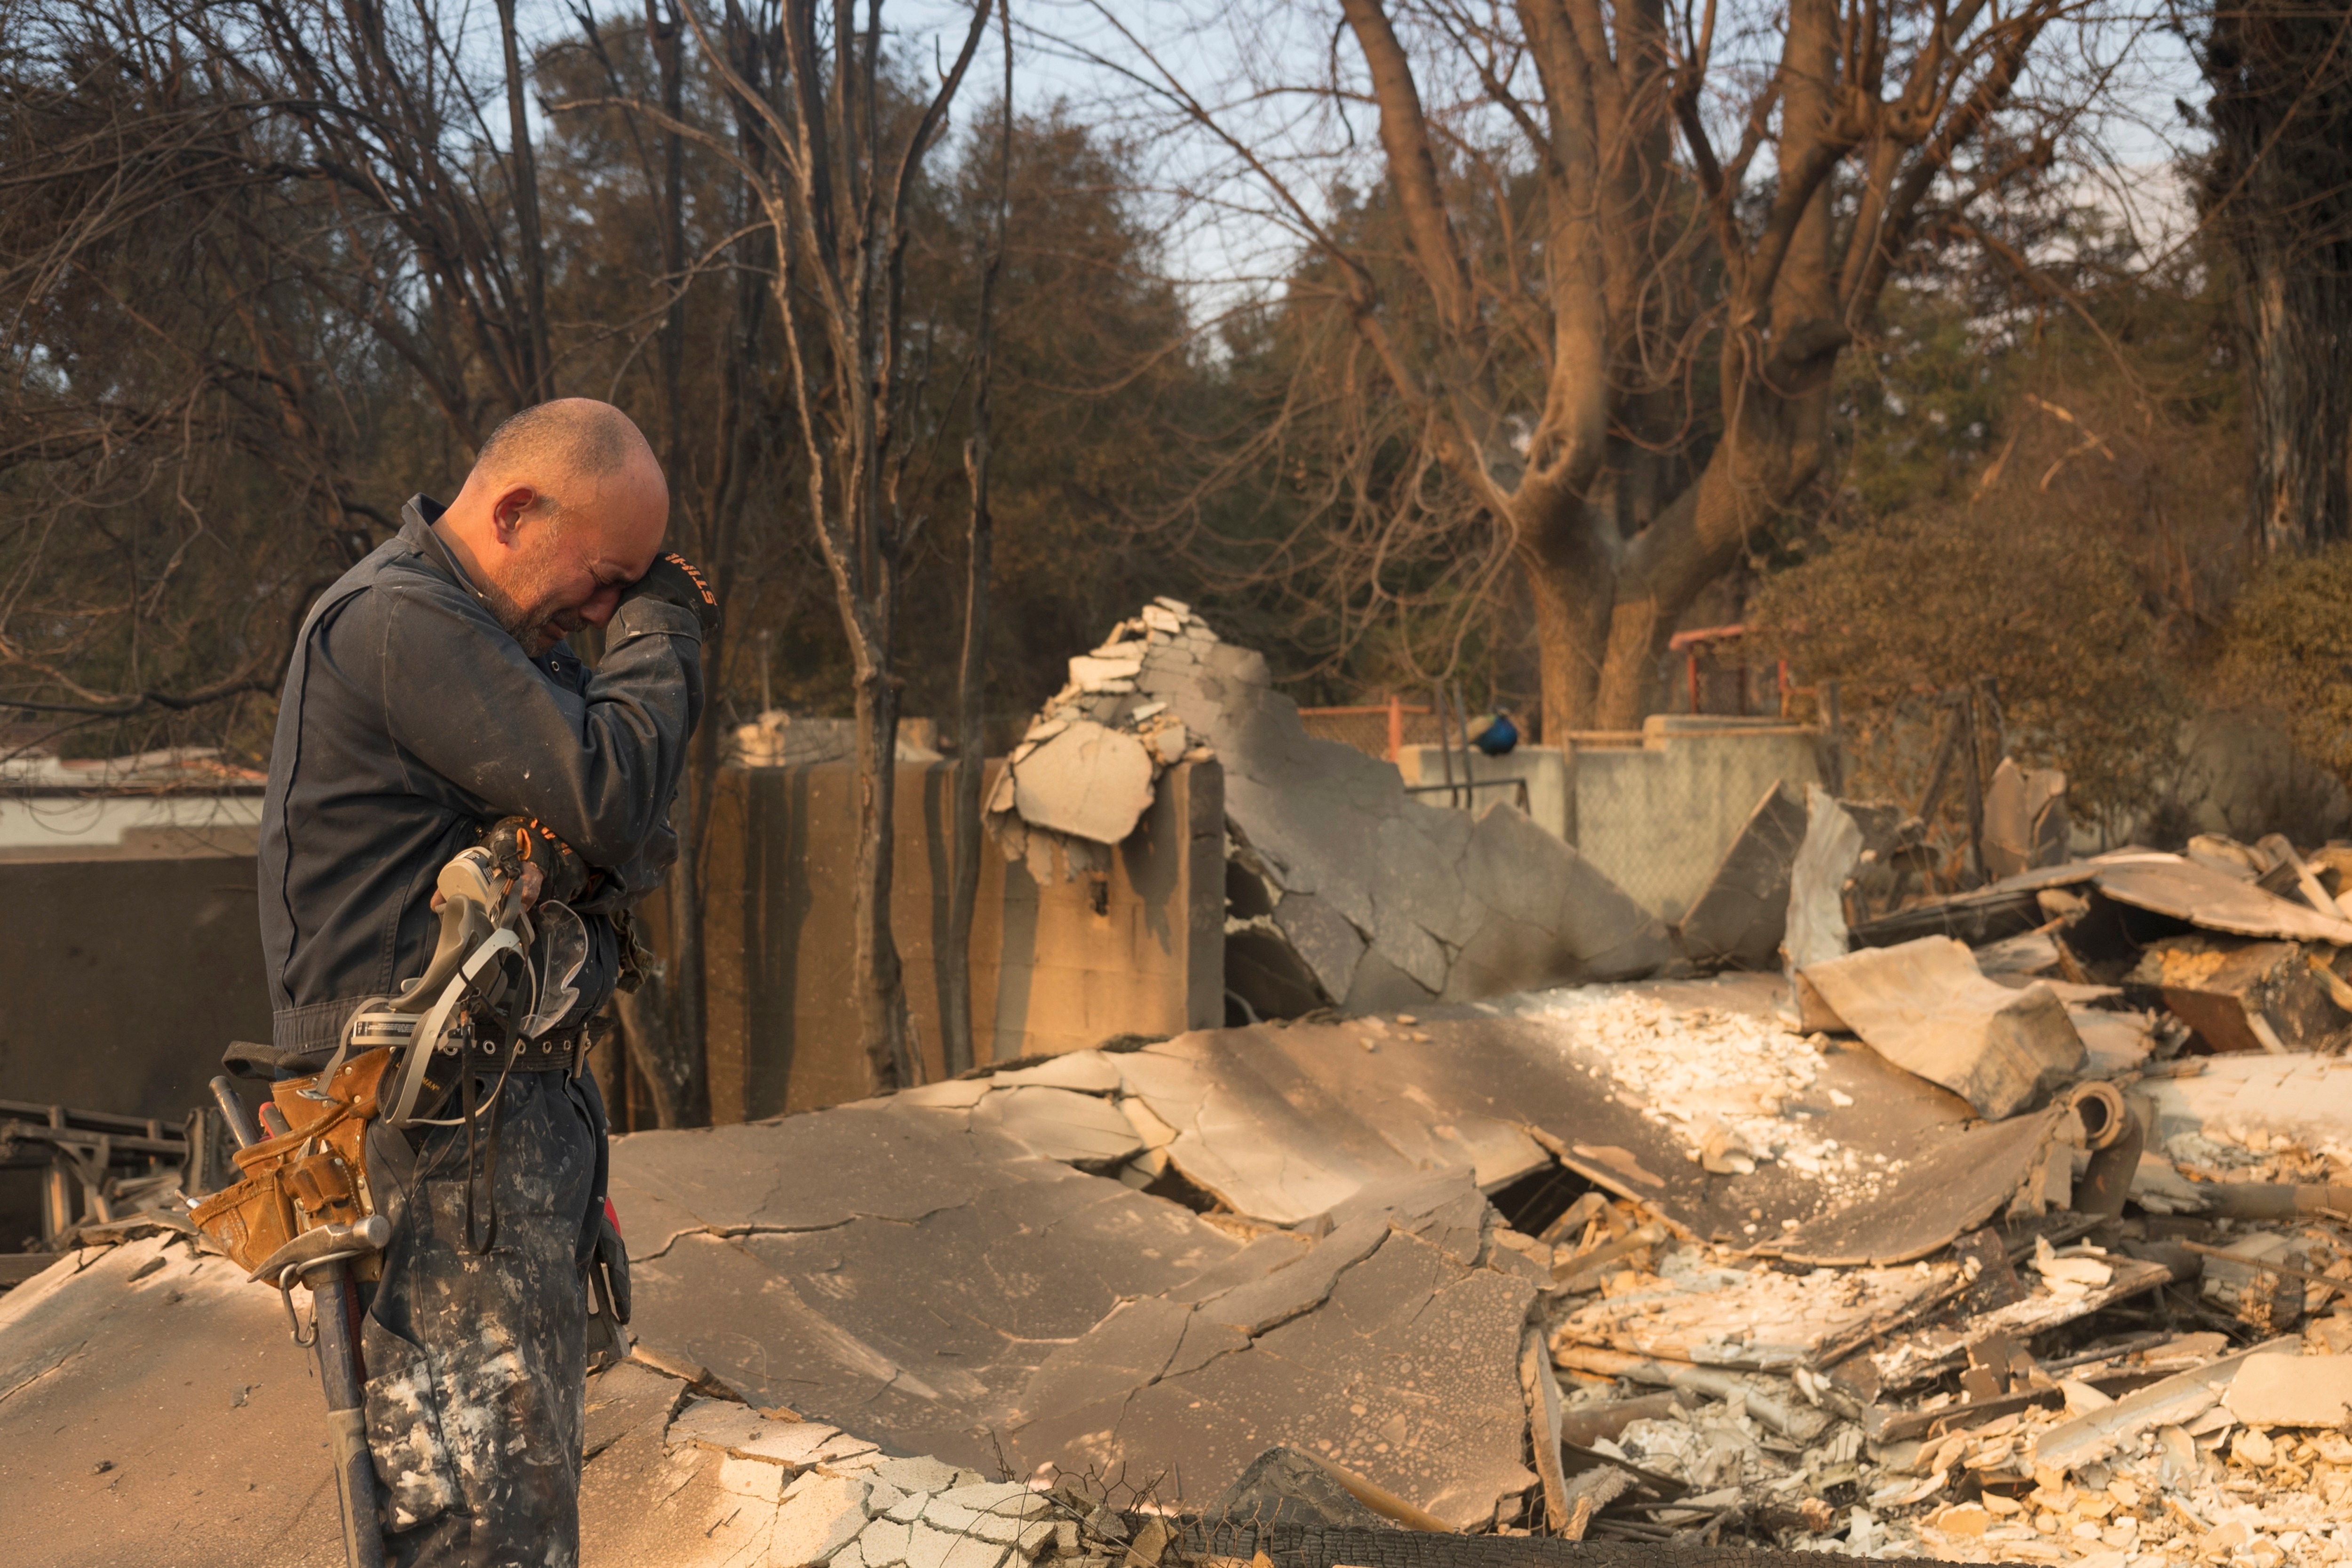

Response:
(258, 497), (704, 1052)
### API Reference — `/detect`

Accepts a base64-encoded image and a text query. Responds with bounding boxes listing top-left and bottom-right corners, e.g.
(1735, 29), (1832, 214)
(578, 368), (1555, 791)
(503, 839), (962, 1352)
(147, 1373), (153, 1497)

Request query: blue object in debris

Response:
(1467, 710), (1519, 756)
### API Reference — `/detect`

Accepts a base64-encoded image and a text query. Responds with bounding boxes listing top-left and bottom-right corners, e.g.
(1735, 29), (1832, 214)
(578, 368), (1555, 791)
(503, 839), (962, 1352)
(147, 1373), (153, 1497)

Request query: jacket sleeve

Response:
(375, 583), (705, 869)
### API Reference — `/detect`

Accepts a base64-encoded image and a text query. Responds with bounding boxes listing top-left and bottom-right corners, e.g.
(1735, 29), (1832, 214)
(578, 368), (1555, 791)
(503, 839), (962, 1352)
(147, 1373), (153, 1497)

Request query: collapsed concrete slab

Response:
(2140, 1052), (2352, 1190)
(0, 1230), (960, 1568)
(0, 1230), (340, 1566)
(2007, 851), (2352, 945)
(613, 1106), (1241, 1464)
(1797, 936), (2087, 1120)
(909, 978), (2082, 1266)
(1003, 1170), (1544, 1529)
(991, 603), (1671, 1016)
(1678, 784), (1807, 972)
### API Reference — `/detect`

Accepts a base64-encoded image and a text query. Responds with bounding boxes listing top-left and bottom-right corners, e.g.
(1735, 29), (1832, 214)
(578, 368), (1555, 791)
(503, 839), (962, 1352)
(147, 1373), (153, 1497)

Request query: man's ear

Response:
(489, 484), (540, 544)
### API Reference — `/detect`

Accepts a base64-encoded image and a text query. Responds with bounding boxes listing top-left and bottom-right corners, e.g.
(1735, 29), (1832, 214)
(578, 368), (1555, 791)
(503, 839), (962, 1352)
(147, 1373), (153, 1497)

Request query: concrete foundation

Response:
(1406, 718), (1820, 923)
(676, 758), (1226, 1121)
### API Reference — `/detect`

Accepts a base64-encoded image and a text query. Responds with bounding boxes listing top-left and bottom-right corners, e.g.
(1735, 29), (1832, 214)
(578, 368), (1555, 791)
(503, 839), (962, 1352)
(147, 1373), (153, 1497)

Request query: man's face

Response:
(478, 458), (667, 656)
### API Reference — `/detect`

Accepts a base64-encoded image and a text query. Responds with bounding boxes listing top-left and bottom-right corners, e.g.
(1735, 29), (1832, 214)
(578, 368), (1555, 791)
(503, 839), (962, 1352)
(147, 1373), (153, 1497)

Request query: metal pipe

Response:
(210, 1076), (262, 1149)
(306, 1258), (388, 1568)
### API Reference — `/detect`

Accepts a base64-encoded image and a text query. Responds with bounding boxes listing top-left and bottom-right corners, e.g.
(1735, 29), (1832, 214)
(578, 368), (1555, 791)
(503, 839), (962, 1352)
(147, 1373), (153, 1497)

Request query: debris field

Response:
(11, 606), (2352, 1568)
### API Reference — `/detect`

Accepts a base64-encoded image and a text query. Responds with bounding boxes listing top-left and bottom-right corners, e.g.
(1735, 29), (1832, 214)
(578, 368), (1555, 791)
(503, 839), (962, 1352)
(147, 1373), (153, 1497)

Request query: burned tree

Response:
(600, 0), (994, 1090)
(1094, 0), (2082, 735)
(2198, 0), (2352, 555)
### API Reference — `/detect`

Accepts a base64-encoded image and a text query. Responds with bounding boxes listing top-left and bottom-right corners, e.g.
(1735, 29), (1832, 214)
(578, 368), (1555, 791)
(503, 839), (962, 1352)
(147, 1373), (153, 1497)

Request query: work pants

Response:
(359, 1068), (606, 1568)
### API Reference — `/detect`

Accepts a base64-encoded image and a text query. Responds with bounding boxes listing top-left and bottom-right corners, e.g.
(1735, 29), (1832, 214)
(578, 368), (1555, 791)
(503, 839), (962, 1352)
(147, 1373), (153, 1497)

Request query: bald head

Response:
(474, 398), (650, 490)
(435, 398), (668, 655)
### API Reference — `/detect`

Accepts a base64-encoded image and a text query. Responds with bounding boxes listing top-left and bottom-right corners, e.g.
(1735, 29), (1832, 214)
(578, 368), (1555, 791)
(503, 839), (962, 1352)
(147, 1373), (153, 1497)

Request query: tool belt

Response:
(197, 825), (605, 1277)
(191, 1047), (396, 1281)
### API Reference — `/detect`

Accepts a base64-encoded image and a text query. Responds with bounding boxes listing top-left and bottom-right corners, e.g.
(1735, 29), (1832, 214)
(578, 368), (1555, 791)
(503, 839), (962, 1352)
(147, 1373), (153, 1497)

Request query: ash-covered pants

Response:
(358, 1068), (608, 1568)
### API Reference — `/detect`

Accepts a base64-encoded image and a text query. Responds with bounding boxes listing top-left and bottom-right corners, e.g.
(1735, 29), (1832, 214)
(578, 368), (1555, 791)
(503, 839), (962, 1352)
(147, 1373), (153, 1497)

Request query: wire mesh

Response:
(1296, 703), (1448, 762)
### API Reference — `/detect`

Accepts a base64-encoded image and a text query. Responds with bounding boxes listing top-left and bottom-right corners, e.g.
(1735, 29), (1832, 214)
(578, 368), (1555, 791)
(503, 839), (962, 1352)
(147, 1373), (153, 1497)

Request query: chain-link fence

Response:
(1296, 701), (1448, 762)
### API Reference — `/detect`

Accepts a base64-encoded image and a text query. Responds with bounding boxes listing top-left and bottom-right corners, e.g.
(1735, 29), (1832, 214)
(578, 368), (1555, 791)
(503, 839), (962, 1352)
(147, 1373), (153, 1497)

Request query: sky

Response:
(506, 0), (2217, 302)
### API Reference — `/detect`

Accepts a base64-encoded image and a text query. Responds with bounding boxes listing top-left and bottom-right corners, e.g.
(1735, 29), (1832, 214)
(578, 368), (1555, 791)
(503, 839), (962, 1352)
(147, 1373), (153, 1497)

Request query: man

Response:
(257, 398), (714, 1566)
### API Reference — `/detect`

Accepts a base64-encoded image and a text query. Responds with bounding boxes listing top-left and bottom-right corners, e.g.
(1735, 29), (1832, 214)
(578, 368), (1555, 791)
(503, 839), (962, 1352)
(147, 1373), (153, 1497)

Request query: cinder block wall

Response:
(687, 758), (1225, 1121)
(1565, 717), (1822, 922)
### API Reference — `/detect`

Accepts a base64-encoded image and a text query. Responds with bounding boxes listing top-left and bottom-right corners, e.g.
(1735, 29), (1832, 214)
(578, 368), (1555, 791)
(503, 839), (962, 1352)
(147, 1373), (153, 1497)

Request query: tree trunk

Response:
(614, 969), (695, 1129)
(943, 1), (1011, 1078)
(852, 661), (916, 1088)
(2204, 0), (2352, 554)
(1517, 523), (1613, 742)
(494, 0), (552, 400)
(644, 0), (709, 1126)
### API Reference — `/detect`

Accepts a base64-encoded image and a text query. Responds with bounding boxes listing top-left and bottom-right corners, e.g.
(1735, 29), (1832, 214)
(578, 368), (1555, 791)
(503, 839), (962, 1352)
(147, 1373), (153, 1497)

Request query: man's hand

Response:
(618, 552), (719, 637)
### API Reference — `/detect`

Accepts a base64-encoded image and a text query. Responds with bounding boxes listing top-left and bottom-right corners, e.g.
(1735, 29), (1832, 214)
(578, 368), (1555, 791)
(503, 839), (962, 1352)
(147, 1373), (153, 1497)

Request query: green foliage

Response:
(2216, 543), (2352, 788)
(1756, 501), (2185, 829)
(1756, 265), (2250, 836)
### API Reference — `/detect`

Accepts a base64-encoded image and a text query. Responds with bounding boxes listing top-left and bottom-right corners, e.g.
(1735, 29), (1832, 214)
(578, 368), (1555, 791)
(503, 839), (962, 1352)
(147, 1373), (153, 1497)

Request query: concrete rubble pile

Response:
(989, 601), (1670, 1019)
(25, 684), (2352, 1568)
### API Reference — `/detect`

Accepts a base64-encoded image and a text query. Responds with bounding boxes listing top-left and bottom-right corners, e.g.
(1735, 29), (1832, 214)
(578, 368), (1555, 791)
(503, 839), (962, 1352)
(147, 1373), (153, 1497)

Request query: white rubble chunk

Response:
(906, 1521), (1013, 1568)
(1152, 596), (1191, 614)
(834, 1546), (870, 1568)
(1067, 654), (1144, 692)
(915, 1499), (981, 1533)
(934, 1481), (1048, 1518)
(772, 1472), (877, 1568)
(866, 1454), (962, 1494)
(1008, 720), (1156, 845)
(859, 1517), (915, 1568)
(965, 1512), (1060, 1549)
(667, 1397), (858, 1471)
(816, 1444), (890, 1476)
(883, 1490), (929, 1524)
(2225, 1352), (2352, 1427)
(719, 1455), (787, 1504)
(1140, 605), (1183, 633)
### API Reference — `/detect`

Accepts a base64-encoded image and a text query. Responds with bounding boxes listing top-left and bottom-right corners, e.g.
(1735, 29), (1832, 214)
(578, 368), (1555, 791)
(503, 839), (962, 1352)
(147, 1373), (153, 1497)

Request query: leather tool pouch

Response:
(191, 1048), (394, 1280)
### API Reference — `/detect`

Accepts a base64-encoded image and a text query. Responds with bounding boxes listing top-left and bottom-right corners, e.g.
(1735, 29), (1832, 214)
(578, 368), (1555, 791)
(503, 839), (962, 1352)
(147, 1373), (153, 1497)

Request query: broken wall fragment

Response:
(1679, 782), (1807, 971)
(1784, 785), (1863, 977)
(1798, 936), (2087, 1120)
(1000, 602), (1671, 1019)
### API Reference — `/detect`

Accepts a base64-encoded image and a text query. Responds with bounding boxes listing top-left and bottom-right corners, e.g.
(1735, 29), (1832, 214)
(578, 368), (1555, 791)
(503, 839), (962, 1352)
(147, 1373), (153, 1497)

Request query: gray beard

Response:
(476, 578), (564, 655)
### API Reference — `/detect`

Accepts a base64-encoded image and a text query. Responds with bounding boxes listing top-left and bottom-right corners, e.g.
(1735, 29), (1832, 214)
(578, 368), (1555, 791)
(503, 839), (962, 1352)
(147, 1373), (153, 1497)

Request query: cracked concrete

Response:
(612, 1104), (1244, 1464)
(1002, 1170), (1542, 1530)
(891, 976), (2080, 1264)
